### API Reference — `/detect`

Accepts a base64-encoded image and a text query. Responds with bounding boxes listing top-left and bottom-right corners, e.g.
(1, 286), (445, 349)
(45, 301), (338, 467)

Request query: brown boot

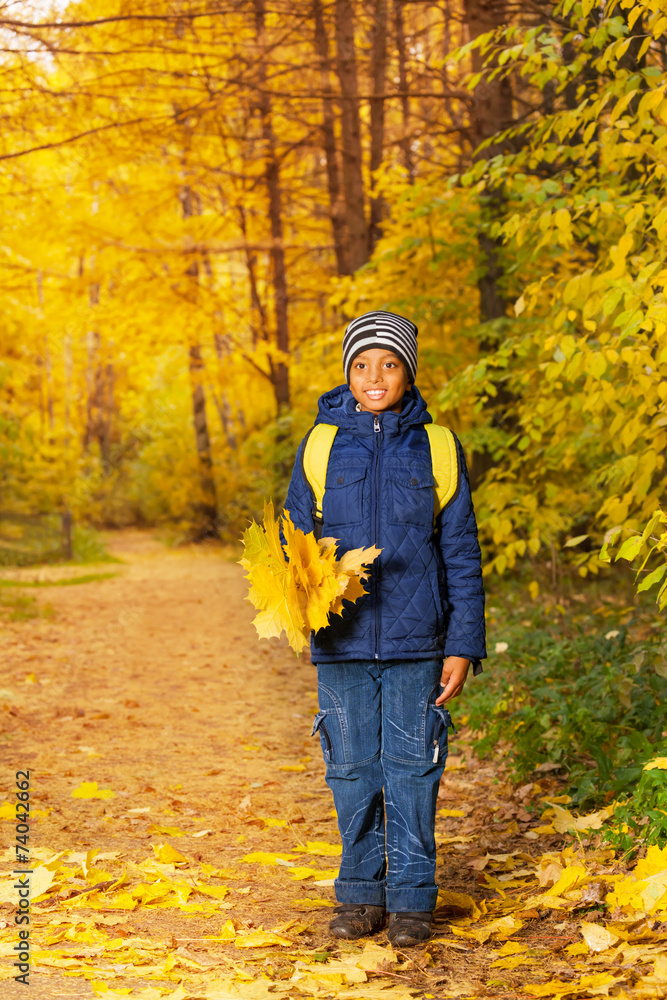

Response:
(387, 911), (432, 946)
(329, 903), (386, 939)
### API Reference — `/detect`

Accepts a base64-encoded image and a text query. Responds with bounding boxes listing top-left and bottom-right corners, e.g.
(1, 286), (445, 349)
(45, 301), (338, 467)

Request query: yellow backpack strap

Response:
(425, 422), (459, 523)
(301, 423), (338, 528)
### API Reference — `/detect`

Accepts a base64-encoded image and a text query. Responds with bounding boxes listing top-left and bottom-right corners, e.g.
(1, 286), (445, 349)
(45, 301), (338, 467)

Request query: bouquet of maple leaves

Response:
(239, 500), (381, 654)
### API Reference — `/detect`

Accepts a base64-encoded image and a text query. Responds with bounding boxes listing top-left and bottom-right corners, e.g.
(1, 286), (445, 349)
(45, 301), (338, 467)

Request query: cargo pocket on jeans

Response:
(311, 709), (334, 763)
(429, 706), (457, 764)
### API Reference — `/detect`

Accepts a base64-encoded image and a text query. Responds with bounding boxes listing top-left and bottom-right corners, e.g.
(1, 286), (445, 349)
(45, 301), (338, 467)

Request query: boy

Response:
(282, 310), (486, 946)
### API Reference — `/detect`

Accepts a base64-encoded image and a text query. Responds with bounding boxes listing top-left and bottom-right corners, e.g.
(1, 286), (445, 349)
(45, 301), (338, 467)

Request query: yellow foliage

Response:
(579, 922), (619, 953)
(71, 782), (116, 800)
(292, 841), (342, 857)
(605, 845), (667, 915)
(151, 844), (188, 865)
(451, 914), (523, 944)
(523, 973), (617, 997)
(234, 930), (293, 948)
(644, 757), (667, 771)
(291, 897), (335, 908)
(240, 852), (298, 865)
(240, 500), (381, 654)
(90, 983), (133, 997)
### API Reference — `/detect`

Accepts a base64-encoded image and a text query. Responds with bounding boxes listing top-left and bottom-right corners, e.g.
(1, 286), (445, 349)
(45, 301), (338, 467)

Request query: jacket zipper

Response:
(373, 414), (382, 660)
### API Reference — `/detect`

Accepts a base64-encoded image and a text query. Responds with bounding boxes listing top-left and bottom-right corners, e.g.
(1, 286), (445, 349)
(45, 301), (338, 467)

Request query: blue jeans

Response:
(311, 658), (454, 912)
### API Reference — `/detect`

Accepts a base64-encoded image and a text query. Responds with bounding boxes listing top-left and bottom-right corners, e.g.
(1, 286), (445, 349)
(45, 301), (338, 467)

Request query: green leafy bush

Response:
(604, 755), (667, 852)
(458, 588), (667, 823)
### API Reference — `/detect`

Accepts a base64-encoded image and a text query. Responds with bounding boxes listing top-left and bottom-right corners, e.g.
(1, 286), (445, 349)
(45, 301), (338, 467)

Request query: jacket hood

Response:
(314, 383), (432, 436)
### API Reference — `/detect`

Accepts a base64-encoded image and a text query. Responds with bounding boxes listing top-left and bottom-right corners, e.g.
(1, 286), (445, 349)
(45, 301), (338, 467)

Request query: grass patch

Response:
(0, 589), (54, 622)
(70, 523), (123, 564)
(0, 516), (121, 566)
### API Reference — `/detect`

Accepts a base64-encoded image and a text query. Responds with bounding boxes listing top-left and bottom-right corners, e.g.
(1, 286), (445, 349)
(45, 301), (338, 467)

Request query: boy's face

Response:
(348, 349), (412, 414)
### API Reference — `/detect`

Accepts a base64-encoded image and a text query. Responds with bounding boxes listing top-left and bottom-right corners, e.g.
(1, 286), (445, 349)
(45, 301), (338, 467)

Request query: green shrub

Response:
(458, 588), (667, 824)
(604, 754), (667, 852)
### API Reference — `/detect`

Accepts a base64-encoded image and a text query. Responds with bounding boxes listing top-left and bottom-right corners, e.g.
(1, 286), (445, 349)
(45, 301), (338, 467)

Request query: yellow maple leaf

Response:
(644, 757), (667, 770)
(547, 801), (615, 833)
(292, 897), (335, 908)
(497, 942), (528, 956)
(240, 503), (381, 654)
(288, 865), (339, 881)
(635, 844), (667, 879)
(452, 915), (523, 944)
(337, 544), (382, 577)
(240, 851), (298, 865)
(90, 983), (132, 997)
(152, 843), (188, 865)
(605, 845), (667, 915)
(262, 499), (287, 564)
(194, 884), (229, 900)
(147, 824), (185, 836)
(204, 919), (237, 942)
(436, 889), (482, 918)
(284, 514), (325, 591)
(132, 883), (172, 902)
(71, 781), (115, 800)
(234, 929), (293, 948)
(354, 941), (398, 970)
(580, 921), (619, 952)
(492, 954), (531, 970)
(547, 863), (588, 897)
(293, 841), (342, 857)
(523, 972), (617, 996)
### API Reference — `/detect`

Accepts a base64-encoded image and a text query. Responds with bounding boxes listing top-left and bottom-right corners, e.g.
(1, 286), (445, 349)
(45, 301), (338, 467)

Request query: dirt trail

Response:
(0, 530), (573, 999)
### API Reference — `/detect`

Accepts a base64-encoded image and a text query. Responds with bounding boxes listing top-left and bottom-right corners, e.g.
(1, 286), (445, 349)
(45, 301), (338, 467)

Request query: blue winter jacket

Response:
(282, 384), (486, 670)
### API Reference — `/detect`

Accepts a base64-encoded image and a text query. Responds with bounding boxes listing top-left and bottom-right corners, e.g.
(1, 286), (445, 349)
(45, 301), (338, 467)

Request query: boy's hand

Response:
(435, 656), (471, 705)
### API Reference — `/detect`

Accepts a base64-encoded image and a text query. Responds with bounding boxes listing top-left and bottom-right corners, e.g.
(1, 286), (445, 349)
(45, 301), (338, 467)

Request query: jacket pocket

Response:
(322, 465), (367, 528)
(390, 466), (435, 528)
(311, 709), (334, 763)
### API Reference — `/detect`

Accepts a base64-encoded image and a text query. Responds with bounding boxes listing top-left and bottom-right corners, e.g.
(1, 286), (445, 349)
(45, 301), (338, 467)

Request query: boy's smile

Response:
(349, 348), (412, 415)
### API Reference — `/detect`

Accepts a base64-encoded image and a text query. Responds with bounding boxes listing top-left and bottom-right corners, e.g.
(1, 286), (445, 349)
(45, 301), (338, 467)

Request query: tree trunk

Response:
(237, 201), (270, 353)
(99, 361), (114, 470)
(393, 0), (415, 183)
(212, 331), (239, 451)
(463, 0), (514, 489)
(61, 509), (73, 560)
(83, 312), (114, 473)
(368, 0), (388, 253)
(187, 341), (218, 537)
(63, 327), (72, 446)
(36, 271), (54, 433)
(83, 281), (100, 453)
(334, 0), (368, 271)
(180, 168), (219, 538)
(463, 0), (513, 332)
(254, 0), (290, 414)
(313, 0), (350, 275)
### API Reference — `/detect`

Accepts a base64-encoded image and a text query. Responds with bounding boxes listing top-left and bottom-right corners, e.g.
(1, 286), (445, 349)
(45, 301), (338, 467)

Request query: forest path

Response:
(0, 529), (578, 999)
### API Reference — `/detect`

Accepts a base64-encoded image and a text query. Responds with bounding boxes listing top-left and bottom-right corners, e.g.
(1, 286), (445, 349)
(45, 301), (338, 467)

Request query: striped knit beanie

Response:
(343, 310), (418, 385)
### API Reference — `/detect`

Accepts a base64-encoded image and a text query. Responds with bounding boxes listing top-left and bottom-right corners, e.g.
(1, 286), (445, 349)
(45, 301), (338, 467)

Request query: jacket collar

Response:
(314, 384), (432, 437)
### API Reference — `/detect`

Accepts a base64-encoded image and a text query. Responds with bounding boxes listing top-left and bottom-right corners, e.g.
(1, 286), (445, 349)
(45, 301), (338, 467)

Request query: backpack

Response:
(301, 420), (459, 536)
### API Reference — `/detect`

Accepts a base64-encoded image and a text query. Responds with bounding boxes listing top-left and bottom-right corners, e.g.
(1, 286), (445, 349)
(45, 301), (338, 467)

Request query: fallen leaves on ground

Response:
(1, 531), (665, 1000)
